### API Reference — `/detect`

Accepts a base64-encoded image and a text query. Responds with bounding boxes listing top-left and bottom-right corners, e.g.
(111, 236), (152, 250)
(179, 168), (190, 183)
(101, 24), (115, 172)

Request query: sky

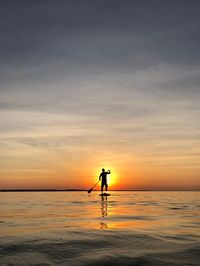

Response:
(0, 0), (200, 190)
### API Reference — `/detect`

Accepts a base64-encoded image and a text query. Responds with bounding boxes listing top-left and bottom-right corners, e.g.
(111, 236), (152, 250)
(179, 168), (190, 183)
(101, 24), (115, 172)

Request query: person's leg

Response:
(105, 183), (108, 192)
(101, 184), (103, 193)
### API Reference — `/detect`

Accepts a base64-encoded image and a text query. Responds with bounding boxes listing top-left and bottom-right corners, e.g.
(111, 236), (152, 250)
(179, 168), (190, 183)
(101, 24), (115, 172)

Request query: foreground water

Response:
(0, 191), (200, 265)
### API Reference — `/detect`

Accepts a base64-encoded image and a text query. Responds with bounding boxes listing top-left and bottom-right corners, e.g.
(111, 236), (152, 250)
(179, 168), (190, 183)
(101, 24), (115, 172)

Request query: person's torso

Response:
(101, 172), (107, 182)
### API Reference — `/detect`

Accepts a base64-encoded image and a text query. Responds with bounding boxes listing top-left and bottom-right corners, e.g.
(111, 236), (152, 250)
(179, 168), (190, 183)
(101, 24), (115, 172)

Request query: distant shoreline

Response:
(0, 189), (199, 192)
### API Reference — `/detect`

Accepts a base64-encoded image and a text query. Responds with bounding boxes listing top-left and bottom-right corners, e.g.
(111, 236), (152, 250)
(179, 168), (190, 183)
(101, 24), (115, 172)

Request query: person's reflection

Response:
(100, 222), (108, 229)
(100, 195), (109, 229)
(101, 195), (108, 217)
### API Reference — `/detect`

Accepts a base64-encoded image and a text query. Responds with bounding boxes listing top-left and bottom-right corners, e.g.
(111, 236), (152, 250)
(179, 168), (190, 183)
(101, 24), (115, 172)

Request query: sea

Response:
(0, 191), (200, 266)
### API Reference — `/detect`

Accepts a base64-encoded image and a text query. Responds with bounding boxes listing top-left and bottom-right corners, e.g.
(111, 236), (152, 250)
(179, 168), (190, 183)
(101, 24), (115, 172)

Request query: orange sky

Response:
(1, 138), (200, 190)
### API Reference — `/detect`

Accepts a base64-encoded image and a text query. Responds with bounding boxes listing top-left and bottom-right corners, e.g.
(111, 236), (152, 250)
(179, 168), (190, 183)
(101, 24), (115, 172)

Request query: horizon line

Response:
(0, 189), (200, 192)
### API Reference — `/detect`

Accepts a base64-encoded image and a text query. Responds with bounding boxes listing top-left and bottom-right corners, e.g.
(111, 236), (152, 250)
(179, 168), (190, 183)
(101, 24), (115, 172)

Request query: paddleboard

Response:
(100, 193), (110, 196)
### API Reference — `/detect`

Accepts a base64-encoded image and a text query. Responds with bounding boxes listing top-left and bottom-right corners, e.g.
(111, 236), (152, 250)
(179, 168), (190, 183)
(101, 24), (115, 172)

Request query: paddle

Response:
(87, 180), (100, 194)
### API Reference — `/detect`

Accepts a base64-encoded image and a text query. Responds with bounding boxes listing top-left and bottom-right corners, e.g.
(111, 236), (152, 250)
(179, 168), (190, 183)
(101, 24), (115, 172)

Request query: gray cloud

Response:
(1, 1), (200, 68)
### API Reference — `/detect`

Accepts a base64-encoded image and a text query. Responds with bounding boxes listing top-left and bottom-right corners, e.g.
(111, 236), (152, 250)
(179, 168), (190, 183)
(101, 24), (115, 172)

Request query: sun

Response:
(107, 171), (118, 187)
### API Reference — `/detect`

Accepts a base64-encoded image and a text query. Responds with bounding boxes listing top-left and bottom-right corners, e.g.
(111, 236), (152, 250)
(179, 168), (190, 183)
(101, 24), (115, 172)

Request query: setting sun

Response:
(107, 171), (118, 188)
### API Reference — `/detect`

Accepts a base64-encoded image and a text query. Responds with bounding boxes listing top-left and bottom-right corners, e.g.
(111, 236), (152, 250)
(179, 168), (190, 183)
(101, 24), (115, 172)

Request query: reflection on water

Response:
(0, 191), (200, 235)
(100, 195), (108, 217)
(100, 222), (108, 229)
(0, 191), (200, 236)
(100, 195), (109, 229)
(0, 192), (200, 266)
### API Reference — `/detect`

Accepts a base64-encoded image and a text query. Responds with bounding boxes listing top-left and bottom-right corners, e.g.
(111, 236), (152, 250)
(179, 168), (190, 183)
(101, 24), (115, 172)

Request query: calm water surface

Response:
(0, 191), (200, 265)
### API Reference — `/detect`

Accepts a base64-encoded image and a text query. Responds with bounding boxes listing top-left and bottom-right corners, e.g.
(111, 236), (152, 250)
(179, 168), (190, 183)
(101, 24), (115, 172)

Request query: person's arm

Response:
(107, 170), (111, 174)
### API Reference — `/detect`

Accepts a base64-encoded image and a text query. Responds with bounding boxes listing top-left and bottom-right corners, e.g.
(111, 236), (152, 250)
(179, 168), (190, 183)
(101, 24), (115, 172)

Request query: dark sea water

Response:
(0, 191), (200, 265)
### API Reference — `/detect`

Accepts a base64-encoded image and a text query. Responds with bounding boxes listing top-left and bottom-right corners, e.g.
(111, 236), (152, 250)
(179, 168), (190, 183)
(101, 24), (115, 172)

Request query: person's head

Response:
(102, 168), (105, 172)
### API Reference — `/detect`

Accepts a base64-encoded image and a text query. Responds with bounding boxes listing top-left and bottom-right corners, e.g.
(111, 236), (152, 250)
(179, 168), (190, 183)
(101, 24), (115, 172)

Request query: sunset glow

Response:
(0, 2), (200, 191)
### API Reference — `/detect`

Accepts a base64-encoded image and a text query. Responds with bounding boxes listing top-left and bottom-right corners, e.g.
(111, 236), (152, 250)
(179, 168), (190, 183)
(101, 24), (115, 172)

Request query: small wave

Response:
(1, 231), (200, 266)
(170, 207), (185, 210)
(107, 215), (154, 221)
(71, 201), (85, 204)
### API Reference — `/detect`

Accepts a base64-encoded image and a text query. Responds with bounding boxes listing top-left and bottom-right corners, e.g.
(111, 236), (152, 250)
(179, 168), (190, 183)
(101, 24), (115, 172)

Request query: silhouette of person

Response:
(99, 168), (111, 193)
